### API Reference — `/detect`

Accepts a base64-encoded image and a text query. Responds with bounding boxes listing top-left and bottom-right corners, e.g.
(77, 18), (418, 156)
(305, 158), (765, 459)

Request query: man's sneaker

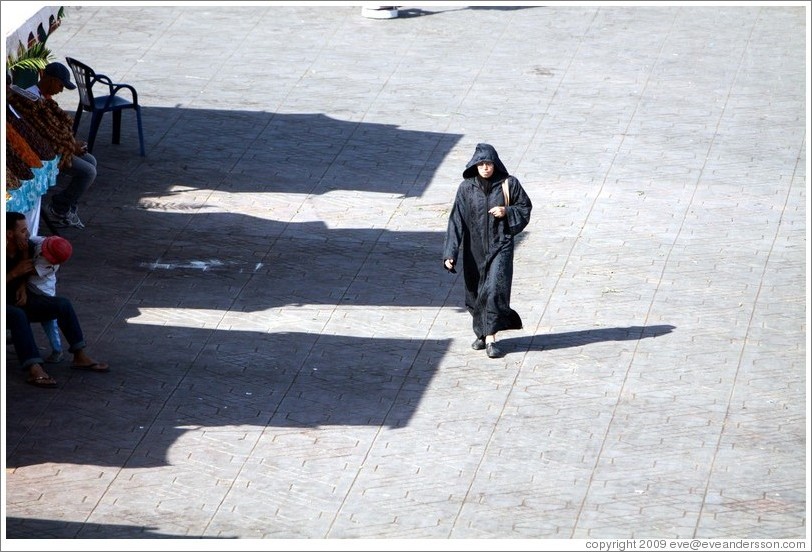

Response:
(45, 203), (85, 229)
(45, 202), (68, 223)
(63, 207), (85, 229)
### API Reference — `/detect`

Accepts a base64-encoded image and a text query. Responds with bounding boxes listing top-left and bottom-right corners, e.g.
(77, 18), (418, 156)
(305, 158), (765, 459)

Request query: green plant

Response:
(6, 41), (53, 75)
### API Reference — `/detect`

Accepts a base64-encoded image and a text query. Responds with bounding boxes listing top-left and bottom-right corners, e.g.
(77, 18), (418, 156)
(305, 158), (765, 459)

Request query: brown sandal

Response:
(26, 375), (58, 388)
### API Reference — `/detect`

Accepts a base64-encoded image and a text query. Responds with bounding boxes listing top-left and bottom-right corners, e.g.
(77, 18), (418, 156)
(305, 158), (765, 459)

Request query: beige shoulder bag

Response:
(502, 178), (510, 207)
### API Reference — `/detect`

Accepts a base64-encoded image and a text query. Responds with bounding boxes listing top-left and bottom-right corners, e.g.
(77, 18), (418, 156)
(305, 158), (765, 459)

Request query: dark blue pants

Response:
(50, 152), (97, 214)
(6, 294), (86, 369)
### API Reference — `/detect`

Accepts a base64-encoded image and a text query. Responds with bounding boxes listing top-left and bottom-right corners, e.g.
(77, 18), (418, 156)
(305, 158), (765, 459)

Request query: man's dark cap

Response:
(43, 62), (76, 90)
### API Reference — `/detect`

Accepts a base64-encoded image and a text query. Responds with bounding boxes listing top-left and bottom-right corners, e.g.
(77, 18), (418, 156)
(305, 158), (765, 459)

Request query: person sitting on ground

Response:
(29, 235), (74, 364)
(25, 62), (97, 229)
(6, 212), (109, 388)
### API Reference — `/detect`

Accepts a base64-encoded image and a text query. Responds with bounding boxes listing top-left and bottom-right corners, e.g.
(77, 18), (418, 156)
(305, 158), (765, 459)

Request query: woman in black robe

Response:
(443, 143), (532, 358)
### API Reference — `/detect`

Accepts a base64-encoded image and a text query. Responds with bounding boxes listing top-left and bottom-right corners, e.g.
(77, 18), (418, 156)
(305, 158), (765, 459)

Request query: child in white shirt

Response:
(28, 235), (73, 363)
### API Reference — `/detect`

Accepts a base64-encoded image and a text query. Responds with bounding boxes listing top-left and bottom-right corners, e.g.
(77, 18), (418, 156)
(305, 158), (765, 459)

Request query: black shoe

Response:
(471, 337), (486, 350)
(486, 343), (504, 358)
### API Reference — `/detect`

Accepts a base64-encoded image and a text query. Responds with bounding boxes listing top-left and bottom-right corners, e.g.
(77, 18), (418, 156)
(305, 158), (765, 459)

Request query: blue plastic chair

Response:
(65, 56), (145, 156)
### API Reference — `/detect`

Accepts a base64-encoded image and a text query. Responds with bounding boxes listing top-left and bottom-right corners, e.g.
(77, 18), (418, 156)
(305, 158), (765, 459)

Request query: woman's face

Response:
(477, 161), (494, 179)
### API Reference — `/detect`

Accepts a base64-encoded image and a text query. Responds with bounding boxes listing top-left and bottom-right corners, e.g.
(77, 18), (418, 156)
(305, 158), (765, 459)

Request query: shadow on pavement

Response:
(5, 516), (231, 539)
(6, 105), (463, 471)
(84, 106), (460, 198)
(394, 5), (540, 19)
(504, 325), (677, 351)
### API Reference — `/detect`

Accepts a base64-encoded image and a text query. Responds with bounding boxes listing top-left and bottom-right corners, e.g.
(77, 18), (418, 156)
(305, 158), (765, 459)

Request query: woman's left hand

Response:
(488, 206), (507, 218)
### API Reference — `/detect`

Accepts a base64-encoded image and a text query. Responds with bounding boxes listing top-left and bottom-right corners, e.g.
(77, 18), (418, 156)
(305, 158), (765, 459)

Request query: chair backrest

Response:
(65, 57), (95, 110)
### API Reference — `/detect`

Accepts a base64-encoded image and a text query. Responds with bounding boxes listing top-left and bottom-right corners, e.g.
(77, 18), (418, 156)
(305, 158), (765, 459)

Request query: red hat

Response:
(41, 236), (73, 265)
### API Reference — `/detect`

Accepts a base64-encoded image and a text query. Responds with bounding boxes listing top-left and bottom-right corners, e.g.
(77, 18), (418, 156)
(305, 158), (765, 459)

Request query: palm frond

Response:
(6, 42), (53, 74)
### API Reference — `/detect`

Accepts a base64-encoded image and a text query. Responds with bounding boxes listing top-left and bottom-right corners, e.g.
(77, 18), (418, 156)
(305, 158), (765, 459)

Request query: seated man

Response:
(6, 212), (109, 388)
(27, 62), (97, 229)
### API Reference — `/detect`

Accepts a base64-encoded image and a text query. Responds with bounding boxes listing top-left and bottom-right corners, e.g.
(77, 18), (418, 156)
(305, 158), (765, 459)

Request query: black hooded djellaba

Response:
(443, 143), (533, 339)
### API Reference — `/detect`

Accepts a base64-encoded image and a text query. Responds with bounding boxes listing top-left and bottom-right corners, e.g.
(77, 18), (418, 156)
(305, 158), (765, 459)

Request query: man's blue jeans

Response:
(6, 294), (86, 369)
(50, 152), (97, 215)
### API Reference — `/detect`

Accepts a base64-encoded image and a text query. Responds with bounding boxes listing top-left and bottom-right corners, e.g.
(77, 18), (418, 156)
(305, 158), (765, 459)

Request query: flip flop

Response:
(26, 375), (58, 388)
(70, 362), (110, 373)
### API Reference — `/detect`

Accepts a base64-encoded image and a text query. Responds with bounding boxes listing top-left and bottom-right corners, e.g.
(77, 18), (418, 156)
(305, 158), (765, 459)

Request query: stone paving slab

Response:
(2, 2), (808, 546)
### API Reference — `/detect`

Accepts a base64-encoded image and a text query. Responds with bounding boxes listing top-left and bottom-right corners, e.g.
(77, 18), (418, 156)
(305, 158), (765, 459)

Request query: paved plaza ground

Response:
(3, 2), (809, 547)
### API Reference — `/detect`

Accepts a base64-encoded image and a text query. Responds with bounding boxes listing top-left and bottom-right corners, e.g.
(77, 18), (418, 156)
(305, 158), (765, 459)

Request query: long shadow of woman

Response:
(501, 324), (677, 351)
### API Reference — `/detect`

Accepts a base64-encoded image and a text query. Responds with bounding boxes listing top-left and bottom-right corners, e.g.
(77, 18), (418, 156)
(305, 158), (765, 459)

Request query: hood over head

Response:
(462, 143), (509, 179)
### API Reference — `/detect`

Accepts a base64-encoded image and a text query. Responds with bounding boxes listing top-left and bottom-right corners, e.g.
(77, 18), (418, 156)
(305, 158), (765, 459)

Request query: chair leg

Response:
(112, 110), (122, 145)
(73, 104), (82, 135)
(88, 112), (103, 153)
(135, 106), (146, 156)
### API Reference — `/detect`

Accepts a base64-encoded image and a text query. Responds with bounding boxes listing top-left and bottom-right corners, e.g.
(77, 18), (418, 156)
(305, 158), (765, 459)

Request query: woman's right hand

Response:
(444, 259), (456, 272)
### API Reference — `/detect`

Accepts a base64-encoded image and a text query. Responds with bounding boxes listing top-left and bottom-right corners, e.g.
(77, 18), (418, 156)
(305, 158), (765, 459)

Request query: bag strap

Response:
(502, 178), (510, 207)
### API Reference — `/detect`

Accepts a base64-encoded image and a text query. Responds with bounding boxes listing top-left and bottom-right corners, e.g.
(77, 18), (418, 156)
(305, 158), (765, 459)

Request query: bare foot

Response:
(27, 363), (58, 388)
(71, 350), (110, 372)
